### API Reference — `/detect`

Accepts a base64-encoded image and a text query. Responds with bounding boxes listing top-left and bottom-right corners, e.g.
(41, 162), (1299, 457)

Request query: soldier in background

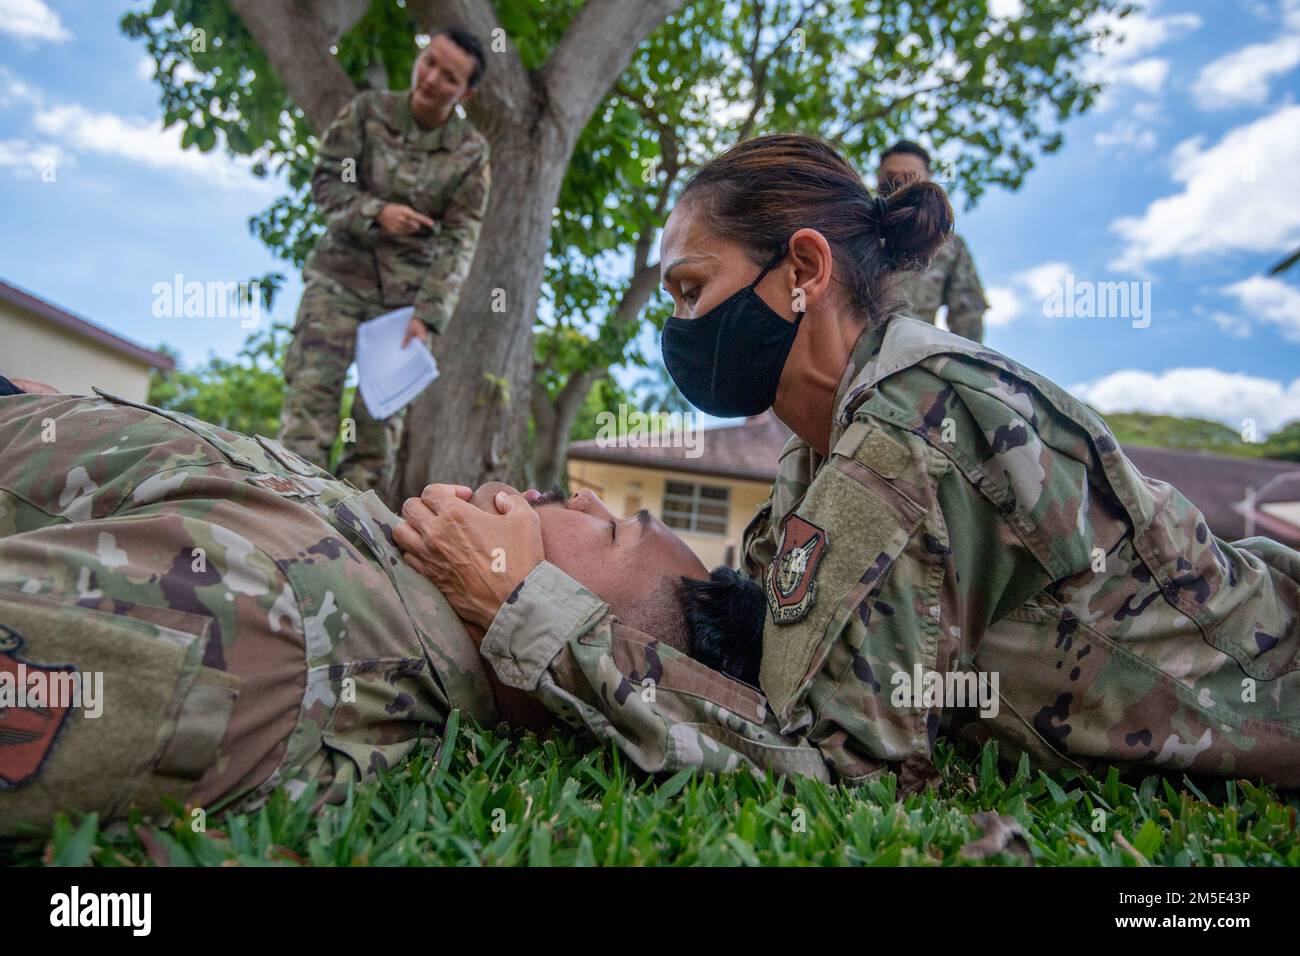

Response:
(877, 140), (988, 342)
(278, 27), (491, 493)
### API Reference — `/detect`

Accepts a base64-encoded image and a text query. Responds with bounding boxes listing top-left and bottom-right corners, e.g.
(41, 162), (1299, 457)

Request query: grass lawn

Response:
(5, 711), (1299, 866)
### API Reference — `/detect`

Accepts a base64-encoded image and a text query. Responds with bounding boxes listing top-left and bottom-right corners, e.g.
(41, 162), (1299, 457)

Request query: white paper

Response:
(355, 306), (439, 421)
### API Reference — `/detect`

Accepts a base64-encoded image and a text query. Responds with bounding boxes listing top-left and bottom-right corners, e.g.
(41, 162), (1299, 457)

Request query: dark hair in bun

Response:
(875, 174), (955, 272)
(680, 134), (954, 324)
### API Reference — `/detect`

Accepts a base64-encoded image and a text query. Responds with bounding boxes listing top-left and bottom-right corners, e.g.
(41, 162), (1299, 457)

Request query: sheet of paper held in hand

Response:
(355, 306), (439, 421)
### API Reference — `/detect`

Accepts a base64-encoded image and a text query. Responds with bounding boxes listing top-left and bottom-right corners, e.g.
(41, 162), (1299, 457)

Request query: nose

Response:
(567, 488), (614, 521)
(469, 480), (522, 513)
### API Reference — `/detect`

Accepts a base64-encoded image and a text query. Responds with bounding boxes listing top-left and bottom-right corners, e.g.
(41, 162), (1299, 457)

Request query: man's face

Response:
(877, 152), (929, 194)
(411, 33), (476, 115)
(471, 482), (708, 638)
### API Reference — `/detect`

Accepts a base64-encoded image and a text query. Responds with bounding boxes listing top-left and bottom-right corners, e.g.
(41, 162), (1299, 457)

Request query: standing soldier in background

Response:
(278, 27), (491, 493)
(877, 140), (988, 343)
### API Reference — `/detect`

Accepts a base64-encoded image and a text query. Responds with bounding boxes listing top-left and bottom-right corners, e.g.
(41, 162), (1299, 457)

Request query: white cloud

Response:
(1211, 311), (1253, 338)
(0, 0), (71, 43)
(1070, 367), (1300, 433)
(984, 261), (1071, 327)
(984, 285), (1022, 328)
(1110, 104), (1300, 270)
(1220, 274), (1300, 342)
(0, 137), (68, 176)
(0, 65), (44, 109)
(31, 102), (268, 191)
(1087, 7), (1199, 107)
(1111, 58), (1171, 94)
(1094, 120), (1158, 153)
(1094, 8), (1202, 65)
(1019, 261), (1073, 302)
(1193, 35), (1300, 109)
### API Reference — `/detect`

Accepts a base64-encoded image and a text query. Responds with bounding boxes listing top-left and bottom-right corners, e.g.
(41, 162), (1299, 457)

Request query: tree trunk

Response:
(231, 0), (690, 504)
(392, 118), (573, 501)
(530, 368), (605, 492)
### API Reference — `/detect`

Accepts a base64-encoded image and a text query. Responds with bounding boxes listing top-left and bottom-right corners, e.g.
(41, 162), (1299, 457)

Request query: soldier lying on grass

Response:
(3, 376), (1299, 839)
(0, 381), (721, 836)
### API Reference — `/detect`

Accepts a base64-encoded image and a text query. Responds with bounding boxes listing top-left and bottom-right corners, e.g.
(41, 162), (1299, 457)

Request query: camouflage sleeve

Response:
(943, 236), (989, 343)
(412, 146), (491, 334)
(311, 93), (387, 246)
(480, 561), (832, 781)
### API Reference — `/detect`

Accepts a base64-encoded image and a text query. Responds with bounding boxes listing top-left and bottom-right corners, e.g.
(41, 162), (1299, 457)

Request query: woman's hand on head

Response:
(393, 483), (544, 629)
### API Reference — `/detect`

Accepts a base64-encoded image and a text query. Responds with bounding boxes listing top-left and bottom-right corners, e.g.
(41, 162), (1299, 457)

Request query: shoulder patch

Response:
(766, 516), (830, 624)
(0, 625), (76, 790)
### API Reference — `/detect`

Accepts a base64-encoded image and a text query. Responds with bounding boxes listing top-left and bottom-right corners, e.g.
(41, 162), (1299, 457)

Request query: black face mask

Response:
(661, 244), (798, 418)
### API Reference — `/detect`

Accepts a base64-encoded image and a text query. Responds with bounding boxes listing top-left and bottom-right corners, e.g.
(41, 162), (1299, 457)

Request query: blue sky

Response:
(2, 0), (1299, 432)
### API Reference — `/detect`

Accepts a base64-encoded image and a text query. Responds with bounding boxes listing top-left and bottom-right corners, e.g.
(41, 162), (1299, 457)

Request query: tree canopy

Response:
(126, 0), (1131, 490)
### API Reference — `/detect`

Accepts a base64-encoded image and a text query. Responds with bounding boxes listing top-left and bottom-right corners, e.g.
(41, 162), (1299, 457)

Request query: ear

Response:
(785, 227), (834, 314)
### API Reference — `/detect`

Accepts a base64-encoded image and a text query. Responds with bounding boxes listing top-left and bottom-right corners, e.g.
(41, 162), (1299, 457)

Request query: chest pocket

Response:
(760, 422), (927, 725)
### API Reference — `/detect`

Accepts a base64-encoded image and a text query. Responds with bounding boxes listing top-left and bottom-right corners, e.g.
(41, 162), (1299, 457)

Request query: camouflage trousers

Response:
(279, 270), (407, 493)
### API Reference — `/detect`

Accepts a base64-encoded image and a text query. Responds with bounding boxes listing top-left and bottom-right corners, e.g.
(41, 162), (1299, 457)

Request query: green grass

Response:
(4, 714), (1299, 866)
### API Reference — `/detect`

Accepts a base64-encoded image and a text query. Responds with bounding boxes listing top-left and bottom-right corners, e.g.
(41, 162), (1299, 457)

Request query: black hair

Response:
(880, 139), (932, 169)
(433, 26), (487, 88)
(678, 567), (767, 687)
(681, 133), (954, 322)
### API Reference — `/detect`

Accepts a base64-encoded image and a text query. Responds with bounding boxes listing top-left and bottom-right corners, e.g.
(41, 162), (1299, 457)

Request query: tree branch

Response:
(736, 1), (811, 140)
(542, 0), (688, 135)
(608, 258), (663, 339)
(227, 0), (359, 132)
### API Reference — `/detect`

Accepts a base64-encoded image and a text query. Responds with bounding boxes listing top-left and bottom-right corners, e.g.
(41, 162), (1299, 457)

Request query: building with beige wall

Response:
(0, 279), (173, 401)
(566, 412), (791, 569)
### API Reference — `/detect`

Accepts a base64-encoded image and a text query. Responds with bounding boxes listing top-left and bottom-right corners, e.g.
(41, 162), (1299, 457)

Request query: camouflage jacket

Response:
(481, 317), (1300, 789)
(896, 234), (988, 342)
(305, 90), (491, 333)
(0, 391), (497, 831)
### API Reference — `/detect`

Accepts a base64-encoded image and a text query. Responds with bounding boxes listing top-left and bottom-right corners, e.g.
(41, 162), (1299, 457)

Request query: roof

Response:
(569, 412), (1300, 548)
(1122, 445), (1300, 546)
(0, 279), (175, 370)
(567, 411), (792, 483)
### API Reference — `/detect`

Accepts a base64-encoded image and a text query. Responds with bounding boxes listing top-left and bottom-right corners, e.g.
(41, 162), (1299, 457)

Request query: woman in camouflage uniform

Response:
(278, 27), (491, 493)
(400, 134), (1300, 791)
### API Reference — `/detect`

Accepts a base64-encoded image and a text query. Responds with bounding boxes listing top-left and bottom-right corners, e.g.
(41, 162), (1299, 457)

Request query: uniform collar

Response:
(827, 319), (890, 450)
(392, 91), (466, 150)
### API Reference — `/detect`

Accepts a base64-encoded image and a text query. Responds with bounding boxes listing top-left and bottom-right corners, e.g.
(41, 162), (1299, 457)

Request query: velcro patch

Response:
(246, 473), (321, 499)
(833, 419), (910, 478)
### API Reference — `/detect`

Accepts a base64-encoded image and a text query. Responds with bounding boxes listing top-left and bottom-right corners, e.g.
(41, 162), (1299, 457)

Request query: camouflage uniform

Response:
(279, 90), (491, 491)
(0, 391), (497, 835)
(480, 316), (1300, 789)
(896, 234), (988, 342)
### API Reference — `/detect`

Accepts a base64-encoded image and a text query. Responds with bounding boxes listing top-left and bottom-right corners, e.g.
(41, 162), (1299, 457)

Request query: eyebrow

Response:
(528, 487), (568, 509)
(661, 256), (703, 286)
(633, 509), (653, 548)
